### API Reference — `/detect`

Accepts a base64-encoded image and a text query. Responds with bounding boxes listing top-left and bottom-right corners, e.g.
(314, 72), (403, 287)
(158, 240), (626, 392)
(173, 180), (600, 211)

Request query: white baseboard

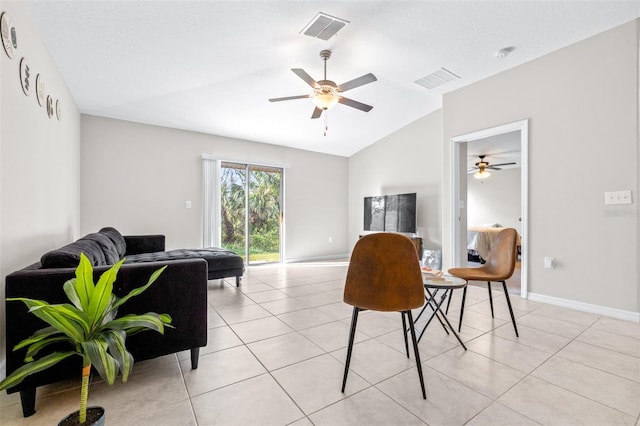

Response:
(528, 292), (640, 323)
(283, 253), (350, 264)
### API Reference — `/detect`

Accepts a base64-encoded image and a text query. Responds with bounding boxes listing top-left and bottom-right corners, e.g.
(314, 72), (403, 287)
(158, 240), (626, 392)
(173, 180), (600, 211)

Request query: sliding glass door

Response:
(220, 162), (282, 264)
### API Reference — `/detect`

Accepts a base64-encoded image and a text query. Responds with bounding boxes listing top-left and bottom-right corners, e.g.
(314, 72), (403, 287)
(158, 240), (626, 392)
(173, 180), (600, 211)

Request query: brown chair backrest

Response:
(343, 233), (424, 312)
(483, 228), (518, 280)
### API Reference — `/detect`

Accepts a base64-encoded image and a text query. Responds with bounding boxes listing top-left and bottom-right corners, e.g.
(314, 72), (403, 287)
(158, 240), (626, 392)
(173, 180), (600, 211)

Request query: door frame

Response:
(449, 119), (529, 297)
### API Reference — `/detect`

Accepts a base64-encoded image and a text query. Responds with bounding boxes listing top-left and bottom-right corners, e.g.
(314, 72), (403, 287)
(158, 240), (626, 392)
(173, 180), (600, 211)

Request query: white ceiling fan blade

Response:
(269, 95), (311, 102)
(338, 73), (377, 92)
(338, 96), (373, 112)
(291, 69), (318, 88)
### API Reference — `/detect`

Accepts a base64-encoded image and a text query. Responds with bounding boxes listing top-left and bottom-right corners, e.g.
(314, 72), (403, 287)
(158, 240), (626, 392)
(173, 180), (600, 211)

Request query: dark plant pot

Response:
(58, 406), (105, 426)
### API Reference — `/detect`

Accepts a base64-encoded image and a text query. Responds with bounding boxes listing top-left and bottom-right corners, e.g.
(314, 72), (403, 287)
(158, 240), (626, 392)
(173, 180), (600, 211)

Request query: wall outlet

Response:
(185, 200), (192, 209)
(604, 190), (632, 205)
(544, 257), (555, 269)
(328, 237), (333, 243)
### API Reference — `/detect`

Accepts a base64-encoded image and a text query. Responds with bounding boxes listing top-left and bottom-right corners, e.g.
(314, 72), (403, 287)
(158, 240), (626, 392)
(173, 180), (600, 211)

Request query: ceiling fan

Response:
(269, 49), (377, 120)
(468, 155), (516, 179)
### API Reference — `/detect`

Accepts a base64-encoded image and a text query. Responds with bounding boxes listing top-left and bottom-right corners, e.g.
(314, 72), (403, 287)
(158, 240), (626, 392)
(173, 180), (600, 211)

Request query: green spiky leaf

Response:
(103, 330), (133, 382)
(73, 253), (95, 310)
(0, 352), (76, 391)
(113, 265), (167, 309)
(82, 339), (118, 385)
(104, 312), (172, 334)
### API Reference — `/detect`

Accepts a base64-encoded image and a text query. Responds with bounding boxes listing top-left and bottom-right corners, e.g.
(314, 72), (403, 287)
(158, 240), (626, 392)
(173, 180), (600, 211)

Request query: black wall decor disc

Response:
(20, 57), (32, 96)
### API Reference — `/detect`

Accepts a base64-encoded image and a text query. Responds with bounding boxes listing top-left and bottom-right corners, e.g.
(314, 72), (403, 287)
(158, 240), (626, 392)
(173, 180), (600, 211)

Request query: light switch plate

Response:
(604, 190), (632, 205)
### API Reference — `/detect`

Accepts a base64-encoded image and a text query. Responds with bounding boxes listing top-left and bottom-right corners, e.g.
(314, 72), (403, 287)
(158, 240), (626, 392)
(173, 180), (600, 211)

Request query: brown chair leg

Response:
(341, 307), (360, 393)
(501, 281), (519, 337)
(406, 310), (427, 399)
(487, 281), (494, 317)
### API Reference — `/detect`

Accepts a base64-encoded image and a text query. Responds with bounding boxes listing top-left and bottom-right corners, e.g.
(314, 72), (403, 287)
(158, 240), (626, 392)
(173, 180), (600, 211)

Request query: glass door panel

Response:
(220, 162), (282, 264)
(248, 165), (281, 263)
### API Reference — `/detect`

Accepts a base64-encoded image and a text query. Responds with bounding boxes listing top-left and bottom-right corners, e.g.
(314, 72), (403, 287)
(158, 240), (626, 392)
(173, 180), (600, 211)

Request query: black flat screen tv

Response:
(364, 192), (416, 233)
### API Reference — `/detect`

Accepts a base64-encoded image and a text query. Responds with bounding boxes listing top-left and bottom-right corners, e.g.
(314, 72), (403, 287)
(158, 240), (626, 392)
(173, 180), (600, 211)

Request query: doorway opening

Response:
(450, 120), (528, 297)
(220, 162), (283, 264)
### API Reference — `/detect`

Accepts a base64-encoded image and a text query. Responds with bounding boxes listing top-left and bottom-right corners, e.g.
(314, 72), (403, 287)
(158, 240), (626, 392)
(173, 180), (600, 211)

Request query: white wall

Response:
(443, 19), (639, 316)
(468, 167), (521, 233)
(348, 110), (443, 252)
(80, 115), (349, 261)
(0, 0), (81, 373)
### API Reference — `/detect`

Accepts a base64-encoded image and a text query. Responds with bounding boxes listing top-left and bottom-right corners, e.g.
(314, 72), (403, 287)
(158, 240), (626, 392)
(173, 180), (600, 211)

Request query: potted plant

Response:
(0, 253), (172, 425)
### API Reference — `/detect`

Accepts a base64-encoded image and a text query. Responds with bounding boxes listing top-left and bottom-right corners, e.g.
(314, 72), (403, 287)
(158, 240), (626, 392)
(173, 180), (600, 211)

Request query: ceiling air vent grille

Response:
(415, 68), (461, 90)
(300, 12), (349, 40)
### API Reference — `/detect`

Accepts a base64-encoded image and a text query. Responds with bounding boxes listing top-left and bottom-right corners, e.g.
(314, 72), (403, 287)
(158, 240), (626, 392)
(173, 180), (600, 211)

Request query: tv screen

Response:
(364, 193), (416, 233)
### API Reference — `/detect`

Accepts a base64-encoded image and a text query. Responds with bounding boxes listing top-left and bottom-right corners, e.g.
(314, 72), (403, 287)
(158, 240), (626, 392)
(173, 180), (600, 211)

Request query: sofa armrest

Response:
(124, 234), (165, 255)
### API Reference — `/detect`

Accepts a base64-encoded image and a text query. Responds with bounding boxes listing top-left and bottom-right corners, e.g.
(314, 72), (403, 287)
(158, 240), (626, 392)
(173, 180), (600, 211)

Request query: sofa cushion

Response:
(81, 233), (120, 264)
(99, 227), (126, 257)
(41, 238), (107, 268)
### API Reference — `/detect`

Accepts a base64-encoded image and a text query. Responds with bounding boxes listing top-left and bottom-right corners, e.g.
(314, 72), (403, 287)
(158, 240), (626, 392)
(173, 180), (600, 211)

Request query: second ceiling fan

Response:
(468, 155), (516, 172)
(269, 49), (377, 119)
(469, 155), (516, 179)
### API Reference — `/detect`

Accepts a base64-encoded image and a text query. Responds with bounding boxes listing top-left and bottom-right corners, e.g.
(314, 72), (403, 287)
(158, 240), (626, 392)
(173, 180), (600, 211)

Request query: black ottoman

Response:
(125, 248), (245, 286)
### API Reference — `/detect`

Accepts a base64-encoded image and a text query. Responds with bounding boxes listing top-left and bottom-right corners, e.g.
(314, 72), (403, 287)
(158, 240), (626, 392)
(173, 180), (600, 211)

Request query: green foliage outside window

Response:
(221, 165), (281, 262)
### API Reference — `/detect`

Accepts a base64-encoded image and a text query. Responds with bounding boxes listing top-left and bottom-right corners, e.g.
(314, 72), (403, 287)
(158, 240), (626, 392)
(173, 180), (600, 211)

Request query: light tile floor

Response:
(2, 261), (640, 425)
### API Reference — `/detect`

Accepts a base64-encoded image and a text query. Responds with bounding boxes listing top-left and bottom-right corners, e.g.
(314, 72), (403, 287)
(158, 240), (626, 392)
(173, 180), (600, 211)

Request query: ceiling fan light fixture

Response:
(474, 170), (491, 179)
(312, 84), (339, 109)
(312, 93), (339, 110)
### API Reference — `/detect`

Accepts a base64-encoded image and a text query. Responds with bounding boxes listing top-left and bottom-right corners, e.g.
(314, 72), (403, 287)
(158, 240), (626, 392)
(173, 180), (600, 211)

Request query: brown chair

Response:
(448, 228), (519, 337)
(341, 233), (426, 399)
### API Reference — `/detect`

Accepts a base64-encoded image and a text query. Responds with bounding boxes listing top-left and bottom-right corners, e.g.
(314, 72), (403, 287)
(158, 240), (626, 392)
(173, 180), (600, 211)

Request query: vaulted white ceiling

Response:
(25, 1), (639, 157)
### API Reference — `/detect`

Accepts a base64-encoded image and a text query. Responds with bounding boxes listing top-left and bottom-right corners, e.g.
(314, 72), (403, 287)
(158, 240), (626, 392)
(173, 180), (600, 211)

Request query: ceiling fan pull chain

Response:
(324, 112), (329, 136)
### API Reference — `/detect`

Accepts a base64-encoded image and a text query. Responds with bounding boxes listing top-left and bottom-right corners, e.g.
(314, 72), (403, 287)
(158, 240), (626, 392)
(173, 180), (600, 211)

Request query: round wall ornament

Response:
(1, 12), (17, 59)
(36, 74), (45, 106)
(56, 99), (62, 120)
(46, 95), (54, 118)
(19, 57), (32, 96)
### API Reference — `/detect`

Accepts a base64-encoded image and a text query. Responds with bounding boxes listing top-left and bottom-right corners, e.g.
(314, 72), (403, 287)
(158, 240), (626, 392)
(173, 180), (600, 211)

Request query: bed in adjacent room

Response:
(467, 225), (520, 262)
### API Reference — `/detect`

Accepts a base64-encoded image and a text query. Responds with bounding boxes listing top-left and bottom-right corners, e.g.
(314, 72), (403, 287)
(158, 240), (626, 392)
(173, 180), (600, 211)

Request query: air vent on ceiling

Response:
(415, 68), (461, 90)
(300, 12), (349, 40)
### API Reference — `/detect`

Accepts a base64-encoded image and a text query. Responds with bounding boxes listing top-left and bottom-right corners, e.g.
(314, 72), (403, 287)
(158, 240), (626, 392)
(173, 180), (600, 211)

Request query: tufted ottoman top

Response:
(124, 248), (244, 276)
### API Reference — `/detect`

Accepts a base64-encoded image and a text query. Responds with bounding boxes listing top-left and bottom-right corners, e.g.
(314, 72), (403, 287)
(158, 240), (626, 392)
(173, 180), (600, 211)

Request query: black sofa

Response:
(4, 227), (243, 417)
(40, 227), (245, 287)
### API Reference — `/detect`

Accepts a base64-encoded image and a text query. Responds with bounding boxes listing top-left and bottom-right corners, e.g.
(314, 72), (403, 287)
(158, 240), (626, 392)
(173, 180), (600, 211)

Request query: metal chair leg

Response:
(501, 281), (519, 337)
(458, 286), (467, 332)
(401, 312), (410, 358)
(406, 310), (427, 399)
(487, 281), (494, 317)
(341, 307), (360, 393)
